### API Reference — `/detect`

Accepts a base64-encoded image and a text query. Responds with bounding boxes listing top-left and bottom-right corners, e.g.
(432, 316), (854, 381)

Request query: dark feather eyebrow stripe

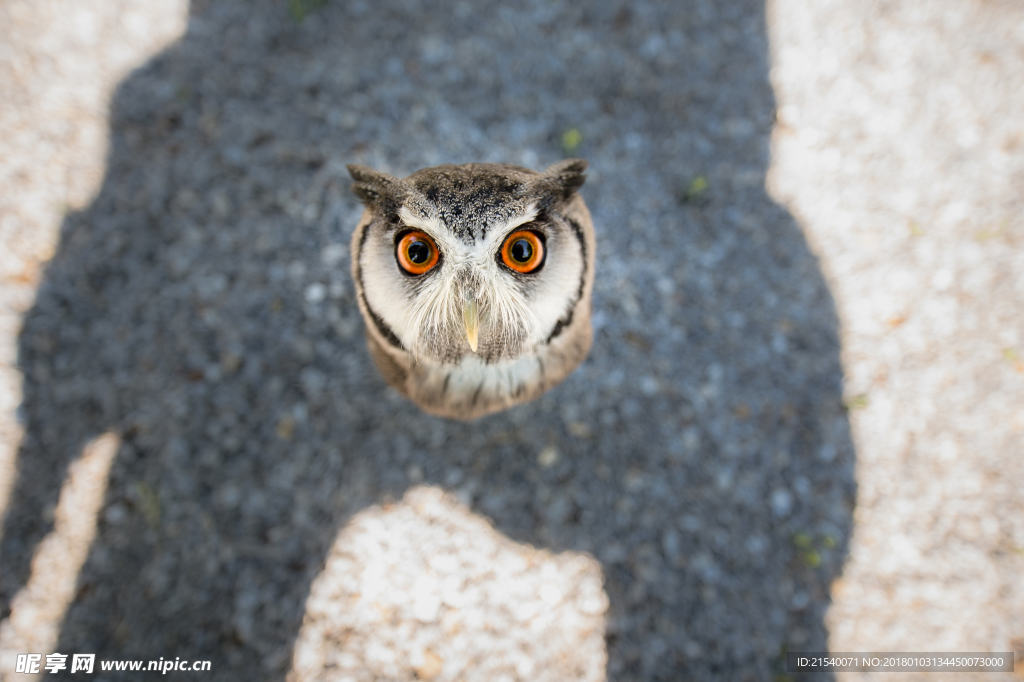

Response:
(356, 220), (405, 351)
(545, 215), (588, 344)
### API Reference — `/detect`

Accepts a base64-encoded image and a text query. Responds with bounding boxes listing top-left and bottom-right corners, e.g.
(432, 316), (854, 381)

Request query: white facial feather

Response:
(359, 203), (573, 363)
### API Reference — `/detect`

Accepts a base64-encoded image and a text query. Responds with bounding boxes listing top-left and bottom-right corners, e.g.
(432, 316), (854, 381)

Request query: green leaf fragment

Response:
(561, 128), (583, 153)
(801, 550), (822, 568)
(134, 481), (161, 529)
(687, 175), (708, 196)
(843, 393), (869, 410)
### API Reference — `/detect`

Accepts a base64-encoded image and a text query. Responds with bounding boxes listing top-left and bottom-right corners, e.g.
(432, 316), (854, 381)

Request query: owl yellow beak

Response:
(462, 299), (480, 353)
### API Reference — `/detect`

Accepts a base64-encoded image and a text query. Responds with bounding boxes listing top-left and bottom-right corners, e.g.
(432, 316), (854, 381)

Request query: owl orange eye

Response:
(500, 229), (545, 274)
(396, 230), (440, 275)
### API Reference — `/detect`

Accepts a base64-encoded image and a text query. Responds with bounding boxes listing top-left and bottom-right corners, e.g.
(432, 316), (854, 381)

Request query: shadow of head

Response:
(1, 1), (854, 679)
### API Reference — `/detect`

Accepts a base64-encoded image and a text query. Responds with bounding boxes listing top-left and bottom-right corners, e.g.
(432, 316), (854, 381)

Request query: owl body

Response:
(348, 161), (595, 420)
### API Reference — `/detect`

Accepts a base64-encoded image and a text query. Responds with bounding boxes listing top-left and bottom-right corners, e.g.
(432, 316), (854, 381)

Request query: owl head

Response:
(348, 160), (590, 366)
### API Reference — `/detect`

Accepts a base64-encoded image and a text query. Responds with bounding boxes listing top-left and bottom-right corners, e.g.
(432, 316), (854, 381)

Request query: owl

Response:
(348, 159), (595, 420)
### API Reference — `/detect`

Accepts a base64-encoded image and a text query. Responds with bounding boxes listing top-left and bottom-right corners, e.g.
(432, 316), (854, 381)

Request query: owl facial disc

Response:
(348, 159), (595, 419)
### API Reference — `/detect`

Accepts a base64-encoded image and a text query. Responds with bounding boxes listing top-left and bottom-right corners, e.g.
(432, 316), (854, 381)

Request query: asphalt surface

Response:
(3, 1), (862, 679)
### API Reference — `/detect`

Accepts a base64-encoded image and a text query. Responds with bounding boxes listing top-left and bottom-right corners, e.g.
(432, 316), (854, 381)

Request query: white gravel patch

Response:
(769, 1), (1024, 677)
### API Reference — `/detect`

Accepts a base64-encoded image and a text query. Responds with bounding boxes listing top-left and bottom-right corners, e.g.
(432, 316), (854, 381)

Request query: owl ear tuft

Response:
(535, 159), (588, 205)
(347, 164), (406, 210)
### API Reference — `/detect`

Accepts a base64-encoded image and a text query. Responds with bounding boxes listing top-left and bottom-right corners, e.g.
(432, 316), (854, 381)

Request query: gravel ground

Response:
(0, 1), (1021, 681)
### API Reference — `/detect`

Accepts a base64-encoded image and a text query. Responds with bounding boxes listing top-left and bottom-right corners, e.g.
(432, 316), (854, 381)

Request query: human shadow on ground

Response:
(1, 1), (855, 679)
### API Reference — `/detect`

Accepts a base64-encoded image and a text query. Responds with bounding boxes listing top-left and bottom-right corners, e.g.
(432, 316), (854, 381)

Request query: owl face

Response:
(349, 161), (589, 366)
